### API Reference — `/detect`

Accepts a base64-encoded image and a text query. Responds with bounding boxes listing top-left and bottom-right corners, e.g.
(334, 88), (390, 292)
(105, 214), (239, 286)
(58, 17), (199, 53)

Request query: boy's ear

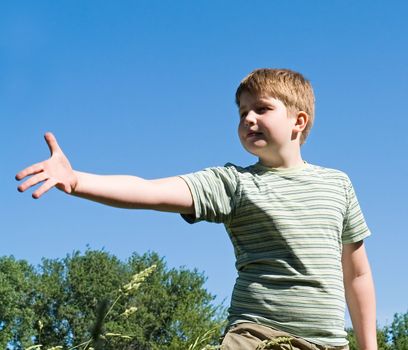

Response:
(293, 111), (309, 132)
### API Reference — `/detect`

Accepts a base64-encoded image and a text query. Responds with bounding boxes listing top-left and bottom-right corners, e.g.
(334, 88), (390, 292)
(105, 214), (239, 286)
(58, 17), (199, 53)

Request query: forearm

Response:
(344, 247), (377, 350)
(73, 171), (155, 208)
(72, 171), (193, 213)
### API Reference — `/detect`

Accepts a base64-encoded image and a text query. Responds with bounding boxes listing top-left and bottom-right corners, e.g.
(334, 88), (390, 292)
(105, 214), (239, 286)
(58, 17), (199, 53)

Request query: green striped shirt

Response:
(180, 162), (370, 347)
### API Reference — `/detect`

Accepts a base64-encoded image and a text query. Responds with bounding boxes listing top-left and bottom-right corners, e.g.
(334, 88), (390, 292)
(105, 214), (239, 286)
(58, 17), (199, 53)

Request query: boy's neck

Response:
(258, 149), (304, 169)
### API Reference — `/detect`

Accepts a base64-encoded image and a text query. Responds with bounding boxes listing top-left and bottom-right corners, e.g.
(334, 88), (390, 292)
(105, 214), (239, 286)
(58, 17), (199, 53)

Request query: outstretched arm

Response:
(342, 241), (377, 350)
(16, 132), (194, 214)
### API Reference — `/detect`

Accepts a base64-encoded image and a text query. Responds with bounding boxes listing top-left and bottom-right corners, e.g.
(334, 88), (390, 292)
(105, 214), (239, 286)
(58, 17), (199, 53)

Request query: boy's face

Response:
(238, 91), (297, 162)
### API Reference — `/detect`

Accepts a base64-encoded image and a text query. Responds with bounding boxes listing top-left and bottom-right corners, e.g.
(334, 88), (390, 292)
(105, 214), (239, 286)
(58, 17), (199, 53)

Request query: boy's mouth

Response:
(247, 131), (263, 138)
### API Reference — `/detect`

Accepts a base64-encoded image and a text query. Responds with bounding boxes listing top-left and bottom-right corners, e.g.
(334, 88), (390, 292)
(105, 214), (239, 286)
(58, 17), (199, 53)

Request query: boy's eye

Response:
(239, 111), (248, 119)
(256, 107), (269, 114)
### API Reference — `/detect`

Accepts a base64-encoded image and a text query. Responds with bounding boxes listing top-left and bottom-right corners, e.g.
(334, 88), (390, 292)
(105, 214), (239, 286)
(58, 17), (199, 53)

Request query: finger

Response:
(44, 132), (62, 156)
(32, 178), (58, 199)
(15, 162), (44, 181)
(17, 172), (49, 193)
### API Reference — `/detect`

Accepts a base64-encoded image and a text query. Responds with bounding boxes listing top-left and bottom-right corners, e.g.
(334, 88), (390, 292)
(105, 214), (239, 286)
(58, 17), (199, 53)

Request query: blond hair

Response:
(235, 68), (315, 145)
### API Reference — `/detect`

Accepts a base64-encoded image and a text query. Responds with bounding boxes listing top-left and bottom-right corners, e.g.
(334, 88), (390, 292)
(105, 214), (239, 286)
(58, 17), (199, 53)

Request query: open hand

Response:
(16, 132), (78, 199)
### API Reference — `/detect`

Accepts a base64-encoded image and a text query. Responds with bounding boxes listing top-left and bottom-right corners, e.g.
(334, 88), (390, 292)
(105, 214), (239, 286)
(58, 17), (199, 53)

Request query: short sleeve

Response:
(179, 164), (239, 225)
(342, 180), (371, 244)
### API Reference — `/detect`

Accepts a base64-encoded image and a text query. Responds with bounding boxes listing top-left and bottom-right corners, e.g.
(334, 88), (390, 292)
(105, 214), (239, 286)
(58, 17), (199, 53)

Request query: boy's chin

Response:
(242, 143), (269, 156)
(243, 149), (265, 160)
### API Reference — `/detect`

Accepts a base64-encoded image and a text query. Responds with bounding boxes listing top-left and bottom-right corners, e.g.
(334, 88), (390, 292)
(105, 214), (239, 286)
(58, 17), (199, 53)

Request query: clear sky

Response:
(1, 0), (407, 327)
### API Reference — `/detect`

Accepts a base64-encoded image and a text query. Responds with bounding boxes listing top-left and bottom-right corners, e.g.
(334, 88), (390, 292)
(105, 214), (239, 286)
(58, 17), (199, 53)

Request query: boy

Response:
(16, 69), (377, 350)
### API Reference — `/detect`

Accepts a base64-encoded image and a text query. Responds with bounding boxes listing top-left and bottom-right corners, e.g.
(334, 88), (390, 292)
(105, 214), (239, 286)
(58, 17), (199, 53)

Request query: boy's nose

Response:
(244, 111), (257, 127)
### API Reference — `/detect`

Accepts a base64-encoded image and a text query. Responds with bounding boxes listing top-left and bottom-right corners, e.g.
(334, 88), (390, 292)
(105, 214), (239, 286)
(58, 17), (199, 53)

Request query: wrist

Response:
(71, 170), (80, 194)
(358, 338), (378, 350)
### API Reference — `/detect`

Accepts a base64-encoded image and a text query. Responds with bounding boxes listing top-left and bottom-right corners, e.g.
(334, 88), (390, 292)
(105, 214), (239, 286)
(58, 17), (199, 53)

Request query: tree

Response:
(31, 249), (128, 348)
(346, 327), (392, 350)
(0, 250), (226, 349)
(0, 256), (37, 349)
(377, 325), (392, 350)
(120, 252), (226, 349)
(390, 311), (408, 350)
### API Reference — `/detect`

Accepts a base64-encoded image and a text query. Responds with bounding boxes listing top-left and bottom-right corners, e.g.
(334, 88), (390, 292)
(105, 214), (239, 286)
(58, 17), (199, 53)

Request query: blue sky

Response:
(1, 1), (407, 327)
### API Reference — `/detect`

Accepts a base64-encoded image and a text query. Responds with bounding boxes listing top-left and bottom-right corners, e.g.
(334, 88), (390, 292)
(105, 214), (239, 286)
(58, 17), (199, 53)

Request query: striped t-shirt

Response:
(180, 162), (370, 347)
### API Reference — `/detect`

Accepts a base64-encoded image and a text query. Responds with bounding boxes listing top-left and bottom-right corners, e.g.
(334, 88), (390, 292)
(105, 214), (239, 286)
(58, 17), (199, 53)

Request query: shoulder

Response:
(307, 163), (352, 186)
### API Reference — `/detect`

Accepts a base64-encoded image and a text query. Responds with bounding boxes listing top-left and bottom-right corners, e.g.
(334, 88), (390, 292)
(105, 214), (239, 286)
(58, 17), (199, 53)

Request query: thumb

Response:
(61, 182), (73, 194)
(44, 132), (62, 156)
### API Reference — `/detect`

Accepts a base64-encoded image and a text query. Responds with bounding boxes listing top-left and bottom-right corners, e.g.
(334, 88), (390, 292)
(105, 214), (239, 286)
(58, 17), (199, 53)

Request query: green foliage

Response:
(347, 311), (408, 350)
(0, 250), (226, 349)
(0, 256), (37, 349)
(347, 326), (393, 350)
(390, 312), (408, 350)
(8, 248), (408, 350)
(112, 252), (226, 350)
(377, 325), (392, 350)
(346, 328), (358, 350)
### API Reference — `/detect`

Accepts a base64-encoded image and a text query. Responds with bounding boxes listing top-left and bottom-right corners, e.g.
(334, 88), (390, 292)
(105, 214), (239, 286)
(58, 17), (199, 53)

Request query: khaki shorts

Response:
(220, 323), (349, 350)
